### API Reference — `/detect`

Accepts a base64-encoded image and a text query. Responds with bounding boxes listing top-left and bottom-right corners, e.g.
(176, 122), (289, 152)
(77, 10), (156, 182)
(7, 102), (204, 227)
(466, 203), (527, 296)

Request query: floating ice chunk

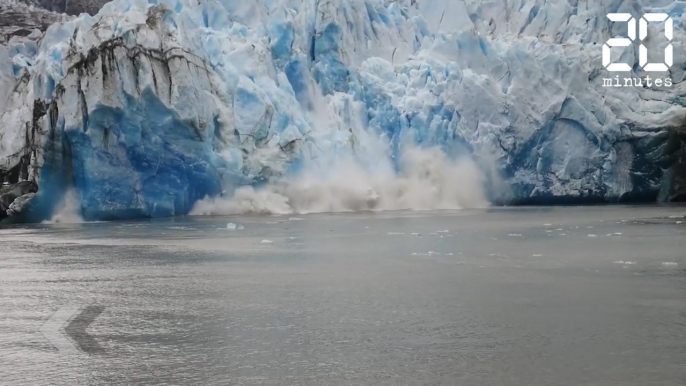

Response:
(414, 251), (442, 256)
(614, 261), (636, 265)
(261, 239), (273, 244)
(289, 217), (304, 221)
(588, 234), (597, 238)
(226, 222), (237, 230)
(508, 234), (522, 237)
(387, 232), (405, 235)
(437, 230), (450, 233)
(411, 233), (421, 236)
(533, 254), (543, 257)
(662, 262), (678, 267)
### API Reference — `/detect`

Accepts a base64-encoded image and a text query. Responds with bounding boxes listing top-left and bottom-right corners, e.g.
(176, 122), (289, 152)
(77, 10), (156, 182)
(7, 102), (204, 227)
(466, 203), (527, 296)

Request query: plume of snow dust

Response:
(42, 189), (84, 224)
(191, 144), (489, 216)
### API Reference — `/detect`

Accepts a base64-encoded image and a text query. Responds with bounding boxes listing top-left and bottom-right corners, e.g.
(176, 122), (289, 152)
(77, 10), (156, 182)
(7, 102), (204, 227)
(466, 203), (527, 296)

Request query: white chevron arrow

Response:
(39, 305), (83, 354)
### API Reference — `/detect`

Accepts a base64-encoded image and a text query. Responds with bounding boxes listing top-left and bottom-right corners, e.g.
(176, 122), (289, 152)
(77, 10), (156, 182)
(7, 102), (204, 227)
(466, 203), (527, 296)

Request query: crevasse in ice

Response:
(1, 0), (686, 220)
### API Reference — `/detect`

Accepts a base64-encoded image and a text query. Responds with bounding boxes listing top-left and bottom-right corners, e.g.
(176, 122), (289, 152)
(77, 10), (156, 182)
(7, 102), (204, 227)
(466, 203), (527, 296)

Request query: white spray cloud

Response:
(43, 189), (84, 224)
(191, 143), (489, 216)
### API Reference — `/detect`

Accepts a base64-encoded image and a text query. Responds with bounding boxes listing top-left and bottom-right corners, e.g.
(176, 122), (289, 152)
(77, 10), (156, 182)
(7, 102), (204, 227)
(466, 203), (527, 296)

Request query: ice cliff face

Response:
(0, 0), (68, 43)
(1, 0), (686, 221)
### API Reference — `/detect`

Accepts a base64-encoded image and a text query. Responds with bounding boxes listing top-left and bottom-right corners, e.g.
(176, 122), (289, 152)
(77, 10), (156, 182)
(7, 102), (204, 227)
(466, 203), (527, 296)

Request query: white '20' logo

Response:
(603, 13), (673, 72)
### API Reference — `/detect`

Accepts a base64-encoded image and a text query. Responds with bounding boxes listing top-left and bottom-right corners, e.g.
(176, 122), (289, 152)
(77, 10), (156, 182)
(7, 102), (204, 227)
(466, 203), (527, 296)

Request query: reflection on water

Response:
(0, 206), (685, 385)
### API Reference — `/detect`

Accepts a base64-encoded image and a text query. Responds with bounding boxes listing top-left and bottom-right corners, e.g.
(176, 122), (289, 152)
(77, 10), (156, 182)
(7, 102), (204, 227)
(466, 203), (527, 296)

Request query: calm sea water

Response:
(1, 206), (685, 385)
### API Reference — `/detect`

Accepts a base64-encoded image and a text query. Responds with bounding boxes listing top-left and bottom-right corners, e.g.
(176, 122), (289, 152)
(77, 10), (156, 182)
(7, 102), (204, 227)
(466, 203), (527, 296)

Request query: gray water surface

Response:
(1, 206), (685, 385)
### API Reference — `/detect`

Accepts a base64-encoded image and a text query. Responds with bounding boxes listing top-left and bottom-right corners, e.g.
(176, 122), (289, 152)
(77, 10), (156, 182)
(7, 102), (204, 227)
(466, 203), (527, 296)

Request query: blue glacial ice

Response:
(1, 0), (686, 221)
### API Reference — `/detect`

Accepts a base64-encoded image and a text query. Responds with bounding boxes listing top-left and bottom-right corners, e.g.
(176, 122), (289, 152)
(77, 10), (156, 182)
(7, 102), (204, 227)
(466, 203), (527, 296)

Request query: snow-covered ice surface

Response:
(2, 0), (686, 221)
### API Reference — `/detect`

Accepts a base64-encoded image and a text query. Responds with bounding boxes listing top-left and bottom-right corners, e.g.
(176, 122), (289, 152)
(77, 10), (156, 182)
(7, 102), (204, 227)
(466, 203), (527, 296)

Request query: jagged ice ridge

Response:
(1, 0), (686, 221)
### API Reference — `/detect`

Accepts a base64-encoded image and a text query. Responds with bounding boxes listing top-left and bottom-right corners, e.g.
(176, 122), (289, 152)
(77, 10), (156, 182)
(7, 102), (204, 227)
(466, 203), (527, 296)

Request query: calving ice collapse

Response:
(1, 0), (686, 222)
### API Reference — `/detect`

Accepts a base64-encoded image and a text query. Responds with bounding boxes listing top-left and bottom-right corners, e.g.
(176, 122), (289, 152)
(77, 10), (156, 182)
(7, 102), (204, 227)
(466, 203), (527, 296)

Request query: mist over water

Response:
(191, 145), (489, 216)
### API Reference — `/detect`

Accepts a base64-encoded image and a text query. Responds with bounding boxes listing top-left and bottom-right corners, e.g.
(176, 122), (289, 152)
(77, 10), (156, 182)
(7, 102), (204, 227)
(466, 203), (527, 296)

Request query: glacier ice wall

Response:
(1, 0), (686, 221)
